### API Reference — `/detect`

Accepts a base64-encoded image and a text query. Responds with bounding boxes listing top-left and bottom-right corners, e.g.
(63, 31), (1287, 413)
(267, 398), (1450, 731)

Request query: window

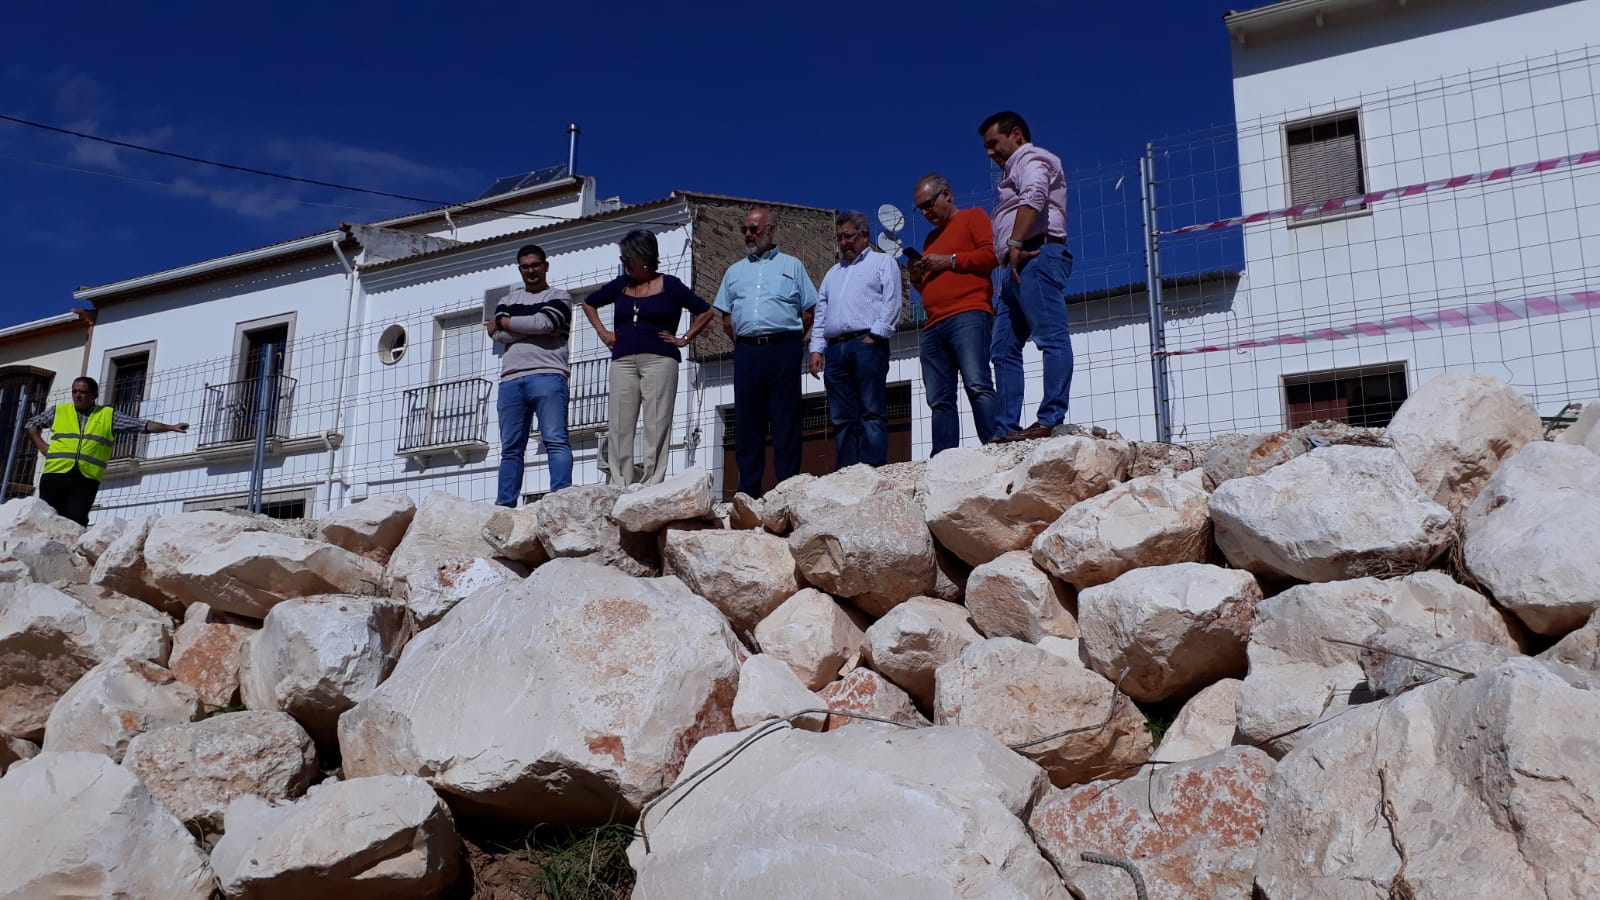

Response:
(1283, 363), (1407, 429)
(435, 311), (483, 385)
(396, 311), (492, 453)
(1285, 112), (1366, 222)
(0, 367), (53, 500)
(200, 315), (296, 449)
(107, 350), (150, 461)
(182, 487), (314, 520)
(378, 325), (407, 365)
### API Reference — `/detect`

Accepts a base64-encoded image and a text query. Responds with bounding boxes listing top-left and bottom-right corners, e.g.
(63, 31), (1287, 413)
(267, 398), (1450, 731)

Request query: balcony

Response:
(197, 373), (297, 457)
(398, 377), (493, 461)
(567, 357), (609, 435)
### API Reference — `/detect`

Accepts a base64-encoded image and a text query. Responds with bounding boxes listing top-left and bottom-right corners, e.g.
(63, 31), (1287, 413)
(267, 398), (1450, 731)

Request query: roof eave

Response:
(1225, 0), (1394, 43)
(74, 229), (351, 305)
(370, 175), (586, 229)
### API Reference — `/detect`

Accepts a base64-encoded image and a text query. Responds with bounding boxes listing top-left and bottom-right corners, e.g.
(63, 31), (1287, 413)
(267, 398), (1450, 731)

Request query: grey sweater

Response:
(492, 287), (573, 381)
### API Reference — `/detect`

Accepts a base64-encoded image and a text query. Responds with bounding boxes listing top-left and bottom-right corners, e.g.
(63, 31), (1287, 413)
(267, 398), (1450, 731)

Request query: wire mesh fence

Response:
(6, 45), (1599, 520)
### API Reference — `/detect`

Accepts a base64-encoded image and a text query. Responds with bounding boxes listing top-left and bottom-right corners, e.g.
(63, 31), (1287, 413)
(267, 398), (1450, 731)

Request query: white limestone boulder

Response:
(1463, 441), (1600, 636)
(1236, 571), (1517, 755)
(731, 654), (826, 731)
(1, 581), (169, 740)
(0, 496), (85, 545)
(781, 464), (902, 531)
(964, 550), (1078, 642)
(122, 710), (318, 838)
(42, 656), (200, 761)
(480, 503), (549, 566)
(384, 491), (526, 625)
(1211, 445), (1454, 582)
(788, 490), (936, 616)
(630, 724), (1068, 899)
(239, 595), (409, 748)
(315, 493), (416, 561)
(1539, 610), (1600, 673)
(922, 436), (1131, 567)
(754, 473), (815, 534)
(611, 467), (714, 533)
(1030, 746), (1274, 899)
(339, 558), (742, 824)
(752, 588), (865, 690)
(934, 637), (1152, 786)
(1, 536), (88, 584)
(61, 582), (174, 665)
(862, 597), (983, 708)
(1202, 431), (1311, 490)
(1031, 475), (1212, 590)
(729, 492), (764, 530)
(1154, 677), (1243, 765)
(145, 510), (294, 608)
(1076, 562), (1261, 703)
(1387, 373), (1543, 516)
(661, 529), (799, 634)
(1253, 659), (1600, 897)
(817, 667), (930, 730)
(175, 531), (385, 620)
(536, 483), (660, 576)
(169, 601), (253, 708)
(89, 515), (172, 612)
(0, 752), (214, 898)
(211, 774), (460, 900)
(1556, 397), (1600, 454)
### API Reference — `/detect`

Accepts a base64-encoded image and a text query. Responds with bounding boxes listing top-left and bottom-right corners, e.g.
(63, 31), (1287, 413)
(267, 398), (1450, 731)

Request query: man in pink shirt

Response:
(981, 110), (1075, 442)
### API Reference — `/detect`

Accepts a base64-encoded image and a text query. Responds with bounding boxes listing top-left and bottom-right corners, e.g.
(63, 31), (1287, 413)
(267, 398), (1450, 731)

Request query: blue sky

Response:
(0, 0), (1245, 328)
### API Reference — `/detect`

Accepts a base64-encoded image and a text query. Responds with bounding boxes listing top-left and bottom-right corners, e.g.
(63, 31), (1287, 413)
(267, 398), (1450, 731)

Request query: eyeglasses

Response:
(70, 389), (93, 396)
(835, 231), (864, 243)
(739, 224), (770, 235)
(518, 261), (547, 270)
(914, 188), (948, 212)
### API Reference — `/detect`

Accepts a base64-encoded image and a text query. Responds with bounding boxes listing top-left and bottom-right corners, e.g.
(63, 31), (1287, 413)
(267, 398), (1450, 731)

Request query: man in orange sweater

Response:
(907, 173), (1000, 452)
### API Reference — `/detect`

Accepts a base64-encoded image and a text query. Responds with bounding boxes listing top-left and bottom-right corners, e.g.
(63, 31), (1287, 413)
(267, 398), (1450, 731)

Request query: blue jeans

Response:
(824, 334), (889, 468)
(496, 373), (572, 506)
(920, 310), (998, 453)
(992, 245), (1075, 433)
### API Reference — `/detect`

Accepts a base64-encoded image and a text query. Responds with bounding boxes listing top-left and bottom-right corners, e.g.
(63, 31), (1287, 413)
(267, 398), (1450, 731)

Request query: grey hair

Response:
(747, 205), (778, 228)
(618, 229), (660, 272)
(836, 209), (870, 235)
(915, 172), (951, 195)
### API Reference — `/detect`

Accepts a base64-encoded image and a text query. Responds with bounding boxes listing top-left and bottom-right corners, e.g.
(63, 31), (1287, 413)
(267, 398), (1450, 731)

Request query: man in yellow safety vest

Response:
(24, 376), (189, 526)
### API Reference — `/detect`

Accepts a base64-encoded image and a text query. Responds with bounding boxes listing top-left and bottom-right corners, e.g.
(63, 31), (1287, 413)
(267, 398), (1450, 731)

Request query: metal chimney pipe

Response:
(567, 123), (581, 176)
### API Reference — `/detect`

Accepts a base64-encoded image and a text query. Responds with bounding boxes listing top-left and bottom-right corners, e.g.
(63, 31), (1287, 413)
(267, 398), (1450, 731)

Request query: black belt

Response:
(734, 330), (803, 346)
(1043, 235), (1066, 245)
(826, 329), (871, 346)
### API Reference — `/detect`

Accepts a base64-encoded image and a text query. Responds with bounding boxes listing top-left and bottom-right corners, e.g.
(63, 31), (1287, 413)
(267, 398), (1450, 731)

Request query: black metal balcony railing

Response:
(198, 373), (297, 450)
(399, 378), (493, 453)
(568, 357), (610, 432)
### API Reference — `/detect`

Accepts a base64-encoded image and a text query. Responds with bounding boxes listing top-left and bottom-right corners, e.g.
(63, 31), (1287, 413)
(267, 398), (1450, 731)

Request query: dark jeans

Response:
(39, 468), (100, 526)
(992, 245), (1075, 433)
(920, 310), (999, 453)
(732, 335), (803, 499)
(824, 334), (889, 469)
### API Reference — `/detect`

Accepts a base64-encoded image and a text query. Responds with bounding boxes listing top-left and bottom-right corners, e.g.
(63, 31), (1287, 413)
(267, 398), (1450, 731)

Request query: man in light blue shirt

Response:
(808, 210), (902, 468)
(714, 206), (818, 498)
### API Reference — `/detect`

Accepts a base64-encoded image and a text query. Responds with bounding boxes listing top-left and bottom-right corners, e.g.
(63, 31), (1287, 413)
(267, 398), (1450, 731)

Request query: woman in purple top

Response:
(581, 229), (716, 486)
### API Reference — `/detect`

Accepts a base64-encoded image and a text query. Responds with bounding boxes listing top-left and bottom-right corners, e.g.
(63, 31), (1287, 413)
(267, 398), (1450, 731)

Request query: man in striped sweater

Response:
(487, 243), (573, 504)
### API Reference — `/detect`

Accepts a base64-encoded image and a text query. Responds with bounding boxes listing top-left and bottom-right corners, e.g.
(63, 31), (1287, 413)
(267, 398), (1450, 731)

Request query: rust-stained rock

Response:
(1029, 746), (1274, 899)
(817, 668), (929, 731)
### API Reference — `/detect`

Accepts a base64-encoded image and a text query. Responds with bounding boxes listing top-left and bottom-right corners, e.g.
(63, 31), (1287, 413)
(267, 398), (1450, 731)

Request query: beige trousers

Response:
(607, 353), (680, 485)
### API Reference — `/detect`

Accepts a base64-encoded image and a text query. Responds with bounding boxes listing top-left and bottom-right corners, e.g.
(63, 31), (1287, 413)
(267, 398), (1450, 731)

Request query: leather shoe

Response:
(1004, 423), (1055, 442)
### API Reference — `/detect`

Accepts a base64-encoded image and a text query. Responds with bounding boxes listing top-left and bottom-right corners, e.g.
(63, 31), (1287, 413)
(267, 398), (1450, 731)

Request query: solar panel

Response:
(477, 164), (570, 199)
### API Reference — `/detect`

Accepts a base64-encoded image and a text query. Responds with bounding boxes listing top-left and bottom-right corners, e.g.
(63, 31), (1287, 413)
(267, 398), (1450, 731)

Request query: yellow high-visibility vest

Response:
(42, 404), (115, 481)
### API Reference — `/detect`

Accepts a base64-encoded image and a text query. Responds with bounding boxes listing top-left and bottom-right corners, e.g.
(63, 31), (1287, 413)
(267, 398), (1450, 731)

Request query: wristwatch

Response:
(1006, 238), (1026, 250)
(948, 253), (957, 270)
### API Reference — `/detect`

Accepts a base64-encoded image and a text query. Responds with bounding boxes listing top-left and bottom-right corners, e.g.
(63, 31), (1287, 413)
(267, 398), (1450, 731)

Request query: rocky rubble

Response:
(2, 371), (1598, 899)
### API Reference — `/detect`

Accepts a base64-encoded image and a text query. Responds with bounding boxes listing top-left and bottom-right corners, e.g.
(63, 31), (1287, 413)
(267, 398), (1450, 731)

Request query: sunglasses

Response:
(739, 224), (770, 234)
(835, 231), (864, 243)
(915, 188), (948, 212)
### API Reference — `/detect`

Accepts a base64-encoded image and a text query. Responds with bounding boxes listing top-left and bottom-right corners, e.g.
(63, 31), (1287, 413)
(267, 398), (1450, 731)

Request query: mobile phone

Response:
(901, 246), (922, 263)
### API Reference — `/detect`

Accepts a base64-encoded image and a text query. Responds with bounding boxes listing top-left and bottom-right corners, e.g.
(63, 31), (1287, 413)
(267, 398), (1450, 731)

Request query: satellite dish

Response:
(877, 204), (906, 235)
(876, 232), (902, 256)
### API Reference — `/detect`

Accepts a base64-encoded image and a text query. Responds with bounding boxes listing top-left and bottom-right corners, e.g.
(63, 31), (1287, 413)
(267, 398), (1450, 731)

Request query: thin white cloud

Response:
(263, 137), (470, 191)
(169, 176), (304, 219)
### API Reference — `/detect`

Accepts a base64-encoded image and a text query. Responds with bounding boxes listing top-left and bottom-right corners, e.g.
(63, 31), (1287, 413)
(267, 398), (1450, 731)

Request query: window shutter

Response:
(437, 313), (481, 383)
(1286, 116), (1364, 209)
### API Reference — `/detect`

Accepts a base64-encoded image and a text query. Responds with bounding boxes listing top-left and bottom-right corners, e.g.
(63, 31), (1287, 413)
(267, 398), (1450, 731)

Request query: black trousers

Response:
(38, 468), (100, 527)
(732, 335), (804, 499)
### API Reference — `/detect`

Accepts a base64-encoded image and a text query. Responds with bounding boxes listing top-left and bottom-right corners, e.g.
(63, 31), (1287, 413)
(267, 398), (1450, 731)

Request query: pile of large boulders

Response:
(2, 371), (1598, 898)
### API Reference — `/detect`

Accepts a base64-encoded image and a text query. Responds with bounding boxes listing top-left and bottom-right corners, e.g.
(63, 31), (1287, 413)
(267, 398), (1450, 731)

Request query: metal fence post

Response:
(1140, 143), (1174, 444)
(247, 352), (272, 513)
(2, 385), (33, 501)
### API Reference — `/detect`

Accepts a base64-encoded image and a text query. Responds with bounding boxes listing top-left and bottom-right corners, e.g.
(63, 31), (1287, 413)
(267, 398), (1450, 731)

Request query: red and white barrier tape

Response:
(1158, 289), (1600, 357)
(1161, 149), (1600, 235)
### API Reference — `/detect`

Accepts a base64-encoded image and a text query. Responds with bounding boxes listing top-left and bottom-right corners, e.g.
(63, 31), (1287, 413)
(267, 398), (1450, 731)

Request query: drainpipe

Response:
(324, 233), (360, 513)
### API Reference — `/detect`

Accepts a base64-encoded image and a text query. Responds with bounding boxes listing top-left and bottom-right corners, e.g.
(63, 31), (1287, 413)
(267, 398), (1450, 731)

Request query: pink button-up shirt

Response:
(992, 142), (1068, 257)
